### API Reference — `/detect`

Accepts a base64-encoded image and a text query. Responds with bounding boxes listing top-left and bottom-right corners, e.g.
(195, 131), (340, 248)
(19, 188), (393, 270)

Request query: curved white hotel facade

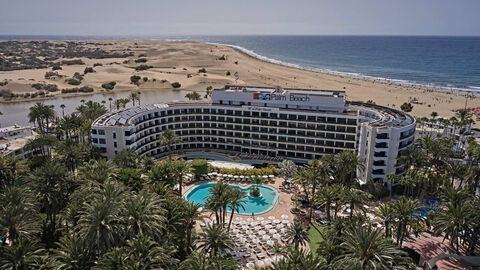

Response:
(91, 85), (415, 182)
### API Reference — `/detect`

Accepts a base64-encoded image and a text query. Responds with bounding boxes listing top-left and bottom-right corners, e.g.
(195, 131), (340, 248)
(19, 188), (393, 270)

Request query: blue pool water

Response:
(413, 206), (433, 218)
(185, 183), (280, 215)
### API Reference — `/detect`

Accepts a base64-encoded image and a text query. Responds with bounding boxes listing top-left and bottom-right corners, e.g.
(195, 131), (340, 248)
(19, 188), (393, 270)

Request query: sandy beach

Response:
(0, 40), (477, 124)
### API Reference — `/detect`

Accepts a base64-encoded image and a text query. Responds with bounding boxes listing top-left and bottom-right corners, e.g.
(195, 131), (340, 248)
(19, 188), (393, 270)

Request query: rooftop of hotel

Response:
(221, 85), (346, 97)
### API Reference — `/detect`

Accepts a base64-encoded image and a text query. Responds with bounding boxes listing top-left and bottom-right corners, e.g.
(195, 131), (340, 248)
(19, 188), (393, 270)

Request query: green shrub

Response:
(51, 64), (62, 70)
(171, 82), (181, 88)
(135, 64), (152, 71)
(73, 72), (84, 81)
(116, 168), (143, 192)
(142, 77), (148, 82)
(190, 159), (208, 176)
(130, 75), (141, 85)
(93, 63), (103, 67)
(44, 84), (59, 92)
(65, 78), (81, 86)
(101, 81), (116, 90)
(84, 67), (95, 74)
(44, 71), (60, 79)
(135, 58), (147, 63)
(198, 68), (207, 73)
(31, 83), (44, 90)
(216, 165), (276, 176)
(226, 71), (231, 76)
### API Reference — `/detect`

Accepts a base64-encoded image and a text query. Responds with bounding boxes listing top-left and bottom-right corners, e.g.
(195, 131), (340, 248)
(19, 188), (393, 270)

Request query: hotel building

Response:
(91, 85), (415, 182)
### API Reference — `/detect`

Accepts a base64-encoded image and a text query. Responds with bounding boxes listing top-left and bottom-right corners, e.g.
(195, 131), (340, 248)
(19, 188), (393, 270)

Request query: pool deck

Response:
(183, 177), (295, 227)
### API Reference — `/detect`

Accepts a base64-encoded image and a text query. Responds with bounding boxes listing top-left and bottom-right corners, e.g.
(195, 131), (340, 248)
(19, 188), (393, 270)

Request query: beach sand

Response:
(0, 40), (477, 125)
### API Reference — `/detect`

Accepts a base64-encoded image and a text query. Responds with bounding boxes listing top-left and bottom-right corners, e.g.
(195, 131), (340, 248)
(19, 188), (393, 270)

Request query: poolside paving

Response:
(183, 177), (296, 268)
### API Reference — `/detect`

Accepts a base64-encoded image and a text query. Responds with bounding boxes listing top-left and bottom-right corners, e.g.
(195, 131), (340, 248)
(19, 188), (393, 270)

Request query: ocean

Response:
(1, 35), (480, 93)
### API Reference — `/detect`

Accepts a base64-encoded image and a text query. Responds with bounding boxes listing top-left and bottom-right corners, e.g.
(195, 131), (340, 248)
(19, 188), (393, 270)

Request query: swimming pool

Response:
(184, 182), (280, 215)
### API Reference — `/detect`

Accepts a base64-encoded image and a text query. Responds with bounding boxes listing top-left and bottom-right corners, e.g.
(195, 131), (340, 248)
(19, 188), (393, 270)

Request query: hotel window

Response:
(112, 132), (116, 139)
(98, 130), (105, 135)
(114, 142), (117, 148)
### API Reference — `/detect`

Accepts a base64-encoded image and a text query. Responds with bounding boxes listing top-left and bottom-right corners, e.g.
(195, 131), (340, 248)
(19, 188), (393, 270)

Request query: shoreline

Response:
(224, 43), (479, 97)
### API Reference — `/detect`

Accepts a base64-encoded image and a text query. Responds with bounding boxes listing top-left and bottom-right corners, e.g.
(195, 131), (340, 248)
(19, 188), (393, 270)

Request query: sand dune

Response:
(0, 40), (477, 124)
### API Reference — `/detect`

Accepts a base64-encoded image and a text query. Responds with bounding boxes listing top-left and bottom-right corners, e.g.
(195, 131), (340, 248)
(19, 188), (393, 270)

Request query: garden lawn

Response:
(309, 223), (325, 254)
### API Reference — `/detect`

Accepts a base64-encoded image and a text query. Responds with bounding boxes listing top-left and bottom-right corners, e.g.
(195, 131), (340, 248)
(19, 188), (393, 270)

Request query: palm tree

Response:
(172, 157), (191, 196)
(78, 159), (118, 183)
(267, 247), (327, 270)
(108, 97), (113, 111)
(0, 238), (45, 269)
(332, 151), (364, 188)
(197, 224), (234, 257)
(333, 224), (411, 270)
(182, 202), (203, 255)
(287, 221), (309, 249)
(77, 181), (127, 255)
(315, 184), (341, 221)
(76, 100), (107, 122)
(345, 188), (370, 218)
(446, 160), (468, 186)
(30, 161), (71, 243)
(179, 252), (238, 270)
(28, 102), (55, 133)
(434, 186), (471, 254)
(376, 203), (395, 239)
(159, 129), (181, 158)
(95, 236), (178, 269)
(249, 175), (264, 197)
(129, 92), (140, 106)
(60, 104), (66, 117)
(124, 191), (166, 239)
(227, 189), (247, 231)
(51, 233), (92, 269)
(0, 186), (41, 245)
(391, 196), (421, 246)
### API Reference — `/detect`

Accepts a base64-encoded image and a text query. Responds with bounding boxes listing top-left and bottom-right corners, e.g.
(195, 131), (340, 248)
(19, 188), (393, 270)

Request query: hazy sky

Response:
(1, 0), (479, 36)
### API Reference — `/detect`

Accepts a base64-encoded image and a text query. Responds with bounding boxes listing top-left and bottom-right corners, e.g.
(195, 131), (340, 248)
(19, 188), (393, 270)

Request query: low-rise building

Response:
(0, 125), (39, 160)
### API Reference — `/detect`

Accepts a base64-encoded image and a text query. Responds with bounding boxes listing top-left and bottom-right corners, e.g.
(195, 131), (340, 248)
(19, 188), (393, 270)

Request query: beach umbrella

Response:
(274, 219), (281, 224)
(236, 217), (243, 221)
(280, 228), (287, 233)
(269, 229), (277, 234)
(261, 220), (268, 225)
(256, 260), (265, 267)
(268, 216), (276, 220)
(281, 214), (289, 219)
(265, 258), (273, 264)
(256, 217), (264, 221)
(282, 220), (290, 224)
(265, 224), (272, 229)
(314, 210), (322, 215)
(233, 229), (239, 233)
(267, 240), (274, 246)
(242, 225), (249, 230)
(276, 224), (284, 229)
(254, 226), (261, 231)
(249, 234), (256, 239)
(251, 221), (259, 226)
(273, 233), (281, 239)
(263, 234), (271, 240)
(247, 218), (254, 222)
(252, 238), (260, 243)
(246, 263), (254, 269)
(259, 230), (266, 235)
